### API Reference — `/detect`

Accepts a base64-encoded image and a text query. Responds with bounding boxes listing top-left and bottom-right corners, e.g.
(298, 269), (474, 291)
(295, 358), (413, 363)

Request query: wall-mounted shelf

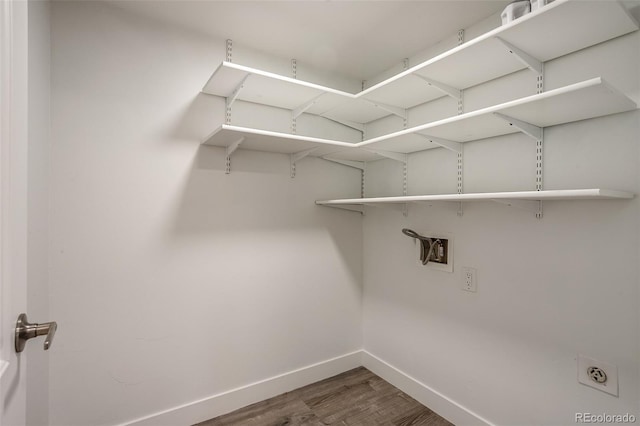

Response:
(316, 189), (635, 214)
(200, 0), (637, 209)
(202, 124), (357, 157)
(201, 78), (637, 162)
(201, 0), (638, 125)
(360, 0), (638, 110)
(202, 61), (355, 116)
(360, 77), (637, 153)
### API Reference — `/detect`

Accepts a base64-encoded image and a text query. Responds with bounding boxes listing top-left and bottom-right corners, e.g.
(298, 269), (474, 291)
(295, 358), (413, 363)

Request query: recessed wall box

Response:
(402, 229), (454, 273)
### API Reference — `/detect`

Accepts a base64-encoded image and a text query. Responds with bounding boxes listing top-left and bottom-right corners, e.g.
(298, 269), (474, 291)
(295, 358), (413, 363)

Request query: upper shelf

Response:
(202, 62), (355, 115)
(316, 189), (635, 207)
(201, 0), (638, 124)
(360, 0), (639, 110)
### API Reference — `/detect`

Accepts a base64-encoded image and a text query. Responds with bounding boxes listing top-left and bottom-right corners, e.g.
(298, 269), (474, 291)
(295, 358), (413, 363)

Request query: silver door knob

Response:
(15, 313), (57, 353)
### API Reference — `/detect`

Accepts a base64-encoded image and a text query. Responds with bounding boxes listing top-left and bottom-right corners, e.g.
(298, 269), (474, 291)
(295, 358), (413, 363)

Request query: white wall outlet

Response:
(577, 354), (618, 396)
(461, 267), (477, 292)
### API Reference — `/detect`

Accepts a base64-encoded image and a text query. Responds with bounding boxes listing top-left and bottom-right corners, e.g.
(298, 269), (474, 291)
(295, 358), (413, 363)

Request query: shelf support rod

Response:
(535, 63), (545, 219)
(456, 27), (465, 217)
(321, 116), (365, 133)
(362, 99), (407, 120)
(290, 147), (318, 178)
(412, 75), (461, 100)
(225, 136), (245, 174)
(495, 37), (543, 76)
(493, 112), (543, 141)
(415, 133), (462, 154)
(226, 39), (233, 62)
(226, 74), (250, 110)
(491, 199), (542, 216)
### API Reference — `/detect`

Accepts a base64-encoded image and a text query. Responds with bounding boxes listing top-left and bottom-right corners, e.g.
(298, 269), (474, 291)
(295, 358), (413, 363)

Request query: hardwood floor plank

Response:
(344, 394), (421, 426)
(195, 368), (453, 426)
(294, 367), (376, 402)
(392, 406), (453, 426)
(195, 399), (314, 426)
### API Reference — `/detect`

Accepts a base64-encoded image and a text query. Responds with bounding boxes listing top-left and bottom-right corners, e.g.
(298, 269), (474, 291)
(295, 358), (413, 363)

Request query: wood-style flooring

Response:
(195, 367), (453, 426)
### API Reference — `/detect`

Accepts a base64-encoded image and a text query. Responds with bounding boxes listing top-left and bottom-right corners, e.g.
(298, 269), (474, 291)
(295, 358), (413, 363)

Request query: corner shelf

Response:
(202, 62), (355, 115)
(316, 189), (635, 214)
(201, 0), (638, 125)
(360, 0), (639, 110)
(202, 124), (357, 158)
(357, 77), (637, 154)
(199, 1), (637, 212)
(201, 77), (637, 162)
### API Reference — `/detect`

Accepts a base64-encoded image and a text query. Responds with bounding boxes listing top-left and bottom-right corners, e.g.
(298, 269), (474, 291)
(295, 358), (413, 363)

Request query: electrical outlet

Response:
(461, 267), (477, 292)
(577, 354), (618, 396)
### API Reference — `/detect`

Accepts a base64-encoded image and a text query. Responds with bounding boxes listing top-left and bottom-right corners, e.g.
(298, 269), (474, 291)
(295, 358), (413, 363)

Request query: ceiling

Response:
(109, 0), (511, 81)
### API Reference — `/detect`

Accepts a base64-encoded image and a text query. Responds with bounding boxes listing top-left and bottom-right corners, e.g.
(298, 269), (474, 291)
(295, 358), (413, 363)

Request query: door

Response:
(1, 0), (30, 424)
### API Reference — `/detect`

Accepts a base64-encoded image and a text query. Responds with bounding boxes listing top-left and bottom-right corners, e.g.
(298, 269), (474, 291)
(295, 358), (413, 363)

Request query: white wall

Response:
(49, 2), (363, 425)
(47, 1), (640, 425)
(27, 1), (51, 424)
(362, 6), (640, 426)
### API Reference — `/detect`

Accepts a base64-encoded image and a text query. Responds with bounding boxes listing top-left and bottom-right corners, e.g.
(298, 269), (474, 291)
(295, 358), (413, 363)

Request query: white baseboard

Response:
(122, 350), (363, 426)
(361, 350), (494, 426)
(123, 350), (491, 426)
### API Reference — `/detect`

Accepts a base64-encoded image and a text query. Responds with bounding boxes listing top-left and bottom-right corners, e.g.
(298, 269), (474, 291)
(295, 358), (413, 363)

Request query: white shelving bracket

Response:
(290, 148), (318, 178)
(322, 157), (365, 171)
(495, 37), (543, 76)
(412, 75), (461, 100)
(415, 133), (462, 154)
(363, 99), (406, 120)
(225, 136), (245, 174)
(322, 157), (366, 198)
(366, 149), (407, 164)
(493, 112), (542, 141)
(292, 94), (324, 120)
(321, 116), (365, 133)
(318, 204), (365, 215)
(226, 74), (249, 111)
(491, 198), (543, 217)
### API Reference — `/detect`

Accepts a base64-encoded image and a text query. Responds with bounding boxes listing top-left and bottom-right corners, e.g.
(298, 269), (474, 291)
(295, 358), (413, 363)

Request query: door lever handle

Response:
(15, 313), (58, 353)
